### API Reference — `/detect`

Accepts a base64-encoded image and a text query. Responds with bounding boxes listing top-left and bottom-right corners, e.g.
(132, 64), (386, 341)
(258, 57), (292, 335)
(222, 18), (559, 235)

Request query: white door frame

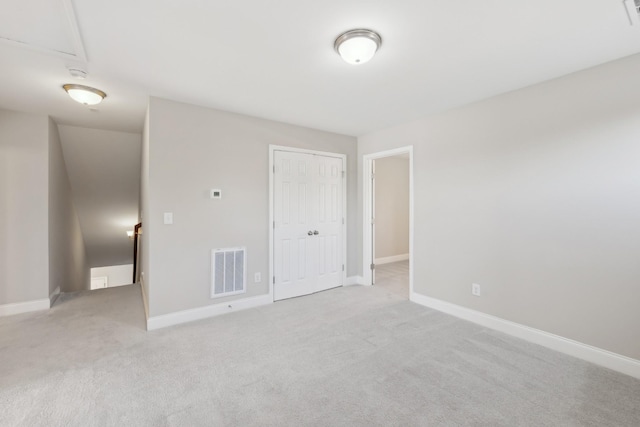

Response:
(362, 146), (414, 295)
(269, 145), (347, 302)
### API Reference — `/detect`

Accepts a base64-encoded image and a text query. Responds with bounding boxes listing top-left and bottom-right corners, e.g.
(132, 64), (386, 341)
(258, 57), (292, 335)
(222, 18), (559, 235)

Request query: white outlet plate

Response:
(472, 283), (481, 297)
(163, 212), (173, 224)
(254, 272), (261, 283)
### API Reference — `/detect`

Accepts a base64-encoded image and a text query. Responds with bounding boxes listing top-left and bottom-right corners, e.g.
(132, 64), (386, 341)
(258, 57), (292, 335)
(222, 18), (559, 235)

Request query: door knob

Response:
(308, 231), (313, 236)
(313, 230), (319, 235)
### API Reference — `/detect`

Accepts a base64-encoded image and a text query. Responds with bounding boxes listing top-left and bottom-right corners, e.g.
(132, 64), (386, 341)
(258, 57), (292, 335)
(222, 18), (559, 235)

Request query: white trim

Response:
(375, 253), (409, 265)
(270, 145), (347, 159)
(269, 148), (274, 301)
(410, 292), (640, 379)
(0, 298), (50, 317)
(140, 278), (149, 322)
(362, 146), (414, 293)
(269, 145), (348, 302)
(345, 276), (364, 286)
(147, 294), (273, 331)
(49, 286), (61, 306)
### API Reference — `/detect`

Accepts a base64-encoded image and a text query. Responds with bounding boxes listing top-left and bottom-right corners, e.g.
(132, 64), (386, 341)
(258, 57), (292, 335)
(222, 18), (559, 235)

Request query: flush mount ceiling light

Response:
(62, 84), (106, 105)
(334, 29), (381, 65)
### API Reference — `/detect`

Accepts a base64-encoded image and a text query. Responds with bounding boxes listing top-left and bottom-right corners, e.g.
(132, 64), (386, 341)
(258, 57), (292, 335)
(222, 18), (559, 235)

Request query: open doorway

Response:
(89, 222), (141, 290)
(363, 146), (413, 298)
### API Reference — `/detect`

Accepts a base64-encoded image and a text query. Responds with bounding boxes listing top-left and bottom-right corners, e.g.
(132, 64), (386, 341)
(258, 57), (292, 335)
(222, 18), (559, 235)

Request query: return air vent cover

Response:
(211, 247), (246, 298)
(624, 0), (640, 25)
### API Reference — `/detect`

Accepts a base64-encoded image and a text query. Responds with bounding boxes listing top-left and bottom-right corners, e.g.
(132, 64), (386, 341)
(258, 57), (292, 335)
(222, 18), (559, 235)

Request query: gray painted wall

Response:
(358, 54), (640, 360)
(48, 119), (89, 293)
(374, 157), (409, 259)
(145, 97), (357, 317)
(0, 109), (49, 304)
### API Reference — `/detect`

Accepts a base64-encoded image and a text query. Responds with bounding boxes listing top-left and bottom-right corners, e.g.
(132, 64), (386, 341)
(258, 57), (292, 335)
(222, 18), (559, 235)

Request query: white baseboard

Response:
(49, 286), (60, 306)
(0, 298), (50, 317)
(147, 294), (273, 331)
(375, 253), (409, 265)
(345, 276), (365, 286)
(410, 292), (640, 380)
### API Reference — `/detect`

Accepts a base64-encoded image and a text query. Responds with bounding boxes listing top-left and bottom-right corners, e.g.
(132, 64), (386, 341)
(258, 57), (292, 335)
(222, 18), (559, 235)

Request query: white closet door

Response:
(314, 155), (343, 293)
(274, 151), (316, 300)
(274, 150), (343, 301)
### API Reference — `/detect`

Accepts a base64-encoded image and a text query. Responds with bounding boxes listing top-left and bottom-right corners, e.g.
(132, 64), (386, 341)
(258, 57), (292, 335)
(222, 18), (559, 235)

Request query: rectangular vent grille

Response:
(211, 247), (246, 298)
(624, 0), (640, 24)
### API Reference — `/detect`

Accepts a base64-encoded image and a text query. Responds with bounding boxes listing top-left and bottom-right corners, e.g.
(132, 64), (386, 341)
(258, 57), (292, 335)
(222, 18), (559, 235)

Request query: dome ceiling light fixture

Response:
(334, 29), (382, 65)
(62, 84), (107, 105)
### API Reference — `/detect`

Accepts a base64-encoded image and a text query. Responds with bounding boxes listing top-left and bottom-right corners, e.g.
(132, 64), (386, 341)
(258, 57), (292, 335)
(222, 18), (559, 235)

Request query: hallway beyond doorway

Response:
(374, 260), (409, 299)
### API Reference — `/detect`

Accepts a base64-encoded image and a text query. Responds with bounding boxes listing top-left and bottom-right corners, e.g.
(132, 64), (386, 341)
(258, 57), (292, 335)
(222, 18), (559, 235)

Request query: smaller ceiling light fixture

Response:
(334, 29), (381, 65)
(62, 84), (106, 105)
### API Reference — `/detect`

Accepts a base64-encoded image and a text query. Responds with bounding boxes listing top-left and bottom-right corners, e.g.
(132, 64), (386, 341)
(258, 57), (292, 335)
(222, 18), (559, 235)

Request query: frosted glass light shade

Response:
(334, 29), (381, 65)
(63, 84), (106, 105)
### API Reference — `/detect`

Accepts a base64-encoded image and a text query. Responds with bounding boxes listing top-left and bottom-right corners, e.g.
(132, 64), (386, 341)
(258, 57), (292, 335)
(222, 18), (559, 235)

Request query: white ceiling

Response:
(1, 0), (640, 136)
(3, 0), (640, 268)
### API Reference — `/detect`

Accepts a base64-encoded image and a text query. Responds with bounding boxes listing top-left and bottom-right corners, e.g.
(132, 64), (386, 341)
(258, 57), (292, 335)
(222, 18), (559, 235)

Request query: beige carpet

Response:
(1, 261), (639, 426)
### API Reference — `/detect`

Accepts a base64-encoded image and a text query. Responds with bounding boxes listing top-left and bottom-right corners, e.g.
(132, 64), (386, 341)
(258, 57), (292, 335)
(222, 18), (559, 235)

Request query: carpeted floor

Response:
(1, 261), (639, 426)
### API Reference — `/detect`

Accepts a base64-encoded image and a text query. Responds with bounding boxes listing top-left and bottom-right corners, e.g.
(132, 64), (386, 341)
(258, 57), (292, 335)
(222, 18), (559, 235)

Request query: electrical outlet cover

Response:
(472, 283), (481, 296)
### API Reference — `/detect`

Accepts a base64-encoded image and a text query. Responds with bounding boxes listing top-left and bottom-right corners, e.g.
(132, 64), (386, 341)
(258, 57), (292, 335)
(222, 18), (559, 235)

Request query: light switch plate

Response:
(164, 212), (173, 224)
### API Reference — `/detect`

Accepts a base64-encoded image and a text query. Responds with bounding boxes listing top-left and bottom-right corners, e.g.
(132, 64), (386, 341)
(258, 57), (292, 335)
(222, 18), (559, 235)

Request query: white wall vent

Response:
(211, 247), (246, 298)
(624, 0), (640, 25)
